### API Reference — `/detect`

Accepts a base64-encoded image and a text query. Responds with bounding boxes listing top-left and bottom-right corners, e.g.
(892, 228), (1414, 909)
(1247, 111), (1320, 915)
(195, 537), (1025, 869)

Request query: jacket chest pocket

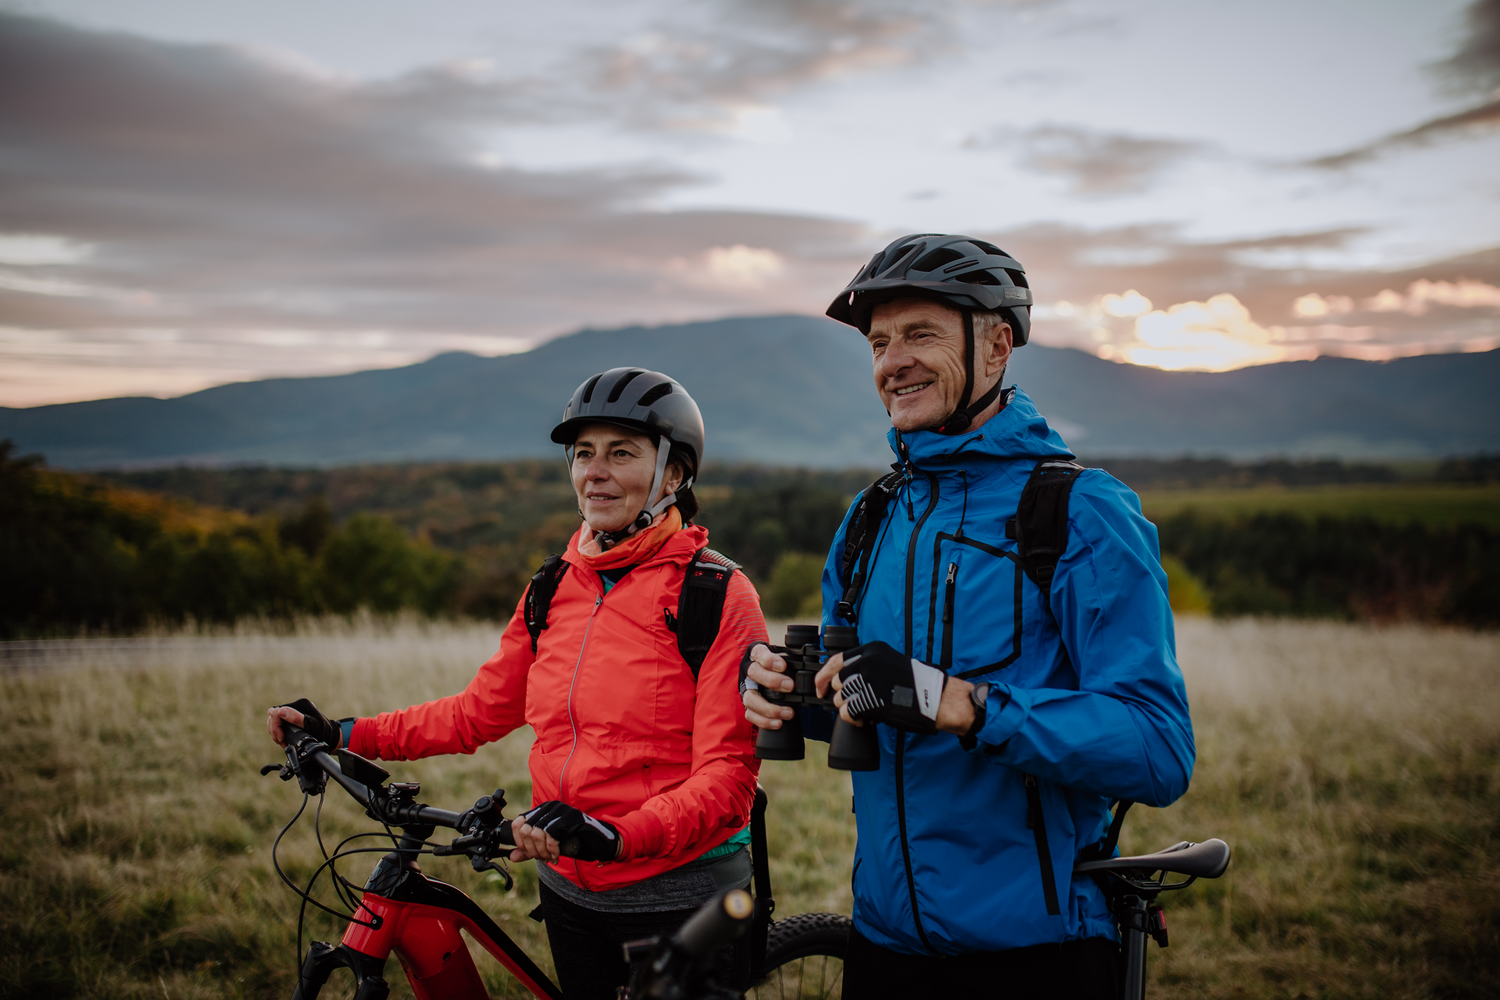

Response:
(926, 532), (1024, 680)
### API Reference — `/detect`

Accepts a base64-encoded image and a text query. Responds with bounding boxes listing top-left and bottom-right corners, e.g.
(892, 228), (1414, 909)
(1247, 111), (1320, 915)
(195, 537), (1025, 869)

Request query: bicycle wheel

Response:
(746, 912), (850, 1000)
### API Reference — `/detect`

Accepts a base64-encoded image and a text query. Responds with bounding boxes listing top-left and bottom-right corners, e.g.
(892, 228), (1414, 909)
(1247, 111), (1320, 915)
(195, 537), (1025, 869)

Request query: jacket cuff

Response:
(349, 717), (380, 759)
(966, 683), (1025, 755)
(611, 809), (666, 860)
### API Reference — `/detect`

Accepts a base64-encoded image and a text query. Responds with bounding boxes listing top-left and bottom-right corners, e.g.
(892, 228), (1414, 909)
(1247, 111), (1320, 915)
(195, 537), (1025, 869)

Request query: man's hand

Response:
(812, 642), (978, 736)
(740, 642), (796, 730)
(267, 698), (341, 749)
(511, 801), (620, 863)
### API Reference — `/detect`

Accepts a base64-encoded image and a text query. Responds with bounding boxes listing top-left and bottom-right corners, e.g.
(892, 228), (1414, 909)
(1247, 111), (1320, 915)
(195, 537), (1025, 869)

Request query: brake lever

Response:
(259, 762), (298, 782)
(470, 855), (514, 889)
(280, 737), (328, 795)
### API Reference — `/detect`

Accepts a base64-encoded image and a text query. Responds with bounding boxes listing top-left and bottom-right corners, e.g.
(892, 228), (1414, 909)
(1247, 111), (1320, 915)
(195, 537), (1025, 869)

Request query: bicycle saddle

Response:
(1074, 839), (1231, 880)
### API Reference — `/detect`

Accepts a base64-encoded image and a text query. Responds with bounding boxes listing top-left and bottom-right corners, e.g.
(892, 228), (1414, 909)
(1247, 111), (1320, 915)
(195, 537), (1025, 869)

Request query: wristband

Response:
(739, 642), (785, 696)
(959, 682), (989, 751)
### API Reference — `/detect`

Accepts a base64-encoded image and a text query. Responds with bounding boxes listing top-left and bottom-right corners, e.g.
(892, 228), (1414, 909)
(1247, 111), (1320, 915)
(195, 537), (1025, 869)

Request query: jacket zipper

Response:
(1025, 774), (1062, 916)
(893, 739), (935, 954)
(896, 471), (940, 954)
(940, 561), (957, 671)
(557, 591), (604, 885)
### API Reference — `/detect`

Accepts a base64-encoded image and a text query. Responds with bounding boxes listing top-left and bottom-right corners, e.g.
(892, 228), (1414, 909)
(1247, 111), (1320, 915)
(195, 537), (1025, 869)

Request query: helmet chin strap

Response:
(938, 310), (1004, 435)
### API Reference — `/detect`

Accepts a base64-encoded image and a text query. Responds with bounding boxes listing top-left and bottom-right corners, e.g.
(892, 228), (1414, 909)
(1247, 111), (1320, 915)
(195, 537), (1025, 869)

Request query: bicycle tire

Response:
(746, 912), (851, 1000)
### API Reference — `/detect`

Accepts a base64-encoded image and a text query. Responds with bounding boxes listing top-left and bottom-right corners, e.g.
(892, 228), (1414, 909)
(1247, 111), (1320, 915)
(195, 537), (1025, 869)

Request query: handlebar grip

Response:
(671, 888), (754, 959)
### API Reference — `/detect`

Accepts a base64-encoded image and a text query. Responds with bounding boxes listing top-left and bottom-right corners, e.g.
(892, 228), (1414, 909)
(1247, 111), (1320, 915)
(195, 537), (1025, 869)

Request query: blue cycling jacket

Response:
(810, 387), (1195, 956)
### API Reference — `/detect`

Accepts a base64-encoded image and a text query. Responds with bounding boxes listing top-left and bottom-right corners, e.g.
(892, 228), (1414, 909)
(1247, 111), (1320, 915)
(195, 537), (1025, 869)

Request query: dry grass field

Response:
(1, 615), (1496, 999)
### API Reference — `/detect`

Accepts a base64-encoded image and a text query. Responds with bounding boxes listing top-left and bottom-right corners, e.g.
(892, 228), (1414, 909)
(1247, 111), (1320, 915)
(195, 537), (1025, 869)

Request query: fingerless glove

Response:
(837, 641), (947, 734)
(523, 801), (620, 862)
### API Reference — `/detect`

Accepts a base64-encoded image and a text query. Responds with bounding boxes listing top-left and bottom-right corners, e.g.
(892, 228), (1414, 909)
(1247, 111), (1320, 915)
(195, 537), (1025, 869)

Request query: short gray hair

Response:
(974, 310), (1012, 344)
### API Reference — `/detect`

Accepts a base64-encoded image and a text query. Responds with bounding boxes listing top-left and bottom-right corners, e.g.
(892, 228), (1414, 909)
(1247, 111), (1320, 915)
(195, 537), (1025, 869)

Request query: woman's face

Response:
(570, 423), (683, 534)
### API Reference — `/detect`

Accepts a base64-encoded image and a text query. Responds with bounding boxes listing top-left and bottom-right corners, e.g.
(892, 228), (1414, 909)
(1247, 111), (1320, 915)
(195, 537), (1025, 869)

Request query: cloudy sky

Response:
(2, 0), (1498, 405)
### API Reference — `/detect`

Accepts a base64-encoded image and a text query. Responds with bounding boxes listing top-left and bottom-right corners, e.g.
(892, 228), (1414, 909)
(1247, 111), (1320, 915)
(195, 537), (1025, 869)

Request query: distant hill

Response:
(3, 314), (1497, 468)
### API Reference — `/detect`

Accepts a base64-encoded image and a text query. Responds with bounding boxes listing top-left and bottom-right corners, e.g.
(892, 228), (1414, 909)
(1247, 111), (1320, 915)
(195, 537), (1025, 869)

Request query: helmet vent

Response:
(969, 240), (1005, 257)
(880, 243), (919, 274)
(580, 372), (604, 404)
(607, 369), (646, 403)
(913, 248), (964, 272)
(1005, 270), (1029, 289)
(636, 382), (673, 407)
(957, 270), (1001, 286)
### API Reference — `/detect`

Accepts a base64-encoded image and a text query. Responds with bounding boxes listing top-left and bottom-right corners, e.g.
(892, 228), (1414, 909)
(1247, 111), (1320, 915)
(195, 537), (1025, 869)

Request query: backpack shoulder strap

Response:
(833, 470), (906, 624)
(523, 554), (569, 653)
(1005, 459), (1085, 608)
(674, 547), (739, 678)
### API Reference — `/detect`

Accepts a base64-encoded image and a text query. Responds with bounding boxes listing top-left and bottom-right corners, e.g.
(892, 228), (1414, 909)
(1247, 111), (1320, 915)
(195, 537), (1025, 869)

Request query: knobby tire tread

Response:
(749, 912), (851, 1000)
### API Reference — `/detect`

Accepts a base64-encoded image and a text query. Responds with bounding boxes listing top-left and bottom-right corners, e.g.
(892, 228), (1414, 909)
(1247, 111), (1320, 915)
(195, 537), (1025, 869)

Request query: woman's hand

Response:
(511, 801), (620, 863)
(266, 699), (341, 749)
(741, 643), (797, 729)
(509, 817), (563, 863)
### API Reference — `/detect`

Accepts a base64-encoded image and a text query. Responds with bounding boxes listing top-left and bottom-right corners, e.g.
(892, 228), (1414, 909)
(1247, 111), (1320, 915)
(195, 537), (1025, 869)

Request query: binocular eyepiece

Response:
(753, 625), (880, 771)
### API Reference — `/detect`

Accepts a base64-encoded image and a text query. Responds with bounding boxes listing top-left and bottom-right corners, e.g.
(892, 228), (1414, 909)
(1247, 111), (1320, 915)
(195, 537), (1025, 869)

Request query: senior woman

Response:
(267, 368), (768, 999)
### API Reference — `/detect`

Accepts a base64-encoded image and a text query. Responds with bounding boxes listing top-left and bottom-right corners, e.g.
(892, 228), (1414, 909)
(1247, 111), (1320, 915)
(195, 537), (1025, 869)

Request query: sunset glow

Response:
(1120, 294), (1289, 372)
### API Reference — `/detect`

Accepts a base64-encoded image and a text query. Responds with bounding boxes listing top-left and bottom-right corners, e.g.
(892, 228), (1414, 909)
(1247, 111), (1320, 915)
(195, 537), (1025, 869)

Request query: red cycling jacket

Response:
(348, 523), (767, 892)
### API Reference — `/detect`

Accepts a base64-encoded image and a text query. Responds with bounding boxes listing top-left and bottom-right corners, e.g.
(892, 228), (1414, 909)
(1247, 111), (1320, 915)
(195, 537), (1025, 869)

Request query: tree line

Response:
(4, 441), (1496, 637)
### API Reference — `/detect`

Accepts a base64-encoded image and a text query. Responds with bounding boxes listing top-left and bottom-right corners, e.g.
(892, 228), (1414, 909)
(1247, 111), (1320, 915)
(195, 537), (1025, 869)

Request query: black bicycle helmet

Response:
(827, 233), (1034, 434)
(551, 367), (705, 538)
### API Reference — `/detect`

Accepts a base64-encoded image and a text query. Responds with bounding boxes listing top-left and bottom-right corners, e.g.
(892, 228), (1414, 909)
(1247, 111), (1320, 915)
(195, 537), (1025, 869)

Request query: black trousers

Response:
(841, 926), (1121, 1000)
(537, 880), (738, 1000)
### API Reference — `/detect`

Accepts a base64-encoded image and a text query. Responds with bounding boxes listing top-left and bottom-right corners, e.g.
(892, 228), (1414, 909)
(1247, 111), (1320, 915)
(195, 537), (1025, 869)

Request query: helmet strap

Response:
(938, 310), (998, 435)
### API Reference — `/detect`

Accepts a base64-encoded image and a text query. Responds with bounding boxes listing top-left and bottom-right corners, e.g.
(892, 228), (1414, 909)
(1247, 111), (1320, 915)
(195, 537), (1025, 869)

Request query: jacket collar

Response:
(888, 387), (1074, 473)
(563, 521), (709, 570)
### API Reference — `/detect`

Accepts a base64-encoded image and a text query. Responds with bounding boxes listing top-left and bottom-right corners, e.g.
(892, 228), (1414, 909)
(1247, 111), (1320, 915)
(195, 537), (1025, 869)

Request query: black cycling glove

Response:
(837, 641), (947, 734)
(280, 698), (341, 749)
(738, 642), (787, 696)
(522, 801), (620, 862)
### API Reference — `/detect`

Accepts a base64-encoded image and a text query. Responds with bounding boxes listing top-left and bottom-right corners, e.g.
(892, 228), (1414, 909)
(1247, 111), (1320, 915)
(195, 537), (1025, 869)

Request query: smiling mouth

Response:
(893, 382), (932, 397)
(587, 493), (621, 502)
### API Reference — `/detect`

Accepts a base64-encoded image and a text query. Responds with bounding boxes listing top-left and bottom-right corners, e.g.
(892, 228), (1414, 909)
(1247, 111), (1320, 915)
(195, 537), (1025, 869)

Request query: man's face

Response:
(867, 298), (1009, 433)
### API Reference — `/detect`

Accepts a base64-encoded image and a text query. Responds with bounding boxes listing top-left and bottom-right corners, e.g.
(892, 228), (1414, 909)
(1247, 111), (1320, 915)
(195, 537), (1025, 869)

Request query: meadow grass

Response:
(1, 616), (1496, 999)
(1138, 483), (1500, 529)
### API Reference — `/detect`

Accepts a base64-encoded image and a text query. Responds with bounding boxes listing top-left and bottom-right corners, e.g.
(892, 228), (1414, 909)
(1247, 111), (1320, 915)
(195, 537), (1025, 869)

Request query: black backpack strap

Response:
(1005, 459), (1084, 619)
(674, 547), (739, 678)
(523, 554), (569, 653)
(1080, 798), (1135, 913)
(833, 470), (906, 624)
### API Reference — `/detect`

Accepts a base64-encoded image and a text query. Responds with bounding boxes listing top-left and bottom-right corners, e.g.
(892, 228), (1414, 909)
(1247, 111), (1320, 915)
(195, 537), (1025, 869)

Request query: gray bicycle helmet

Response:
(827, 233), (1033, 342)
(827, 233), (1034, 434)
(551, 367), (705, 537)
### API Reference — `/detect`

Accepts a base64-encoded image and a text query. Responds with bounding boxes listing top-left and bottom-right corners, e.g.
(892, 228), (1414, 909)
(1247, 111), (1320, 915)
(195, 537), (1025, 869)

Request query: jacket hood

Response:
(888, 386), (1074, 470)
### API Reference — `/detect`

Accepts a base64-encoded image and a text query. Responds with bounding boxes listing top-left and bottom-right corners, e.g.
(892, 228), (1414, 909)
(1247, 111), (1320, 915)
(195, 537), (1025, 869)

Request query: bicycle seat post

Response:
(1119, 893), (1149, 1000)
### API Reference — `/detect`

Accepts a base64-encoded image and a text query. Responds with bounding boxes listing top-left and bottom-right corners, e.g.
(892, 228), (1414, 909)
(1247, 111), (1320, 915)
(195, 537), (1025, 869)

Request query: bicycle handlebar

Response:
(275, 722), (515, 852)
(672, 888), (754, 960)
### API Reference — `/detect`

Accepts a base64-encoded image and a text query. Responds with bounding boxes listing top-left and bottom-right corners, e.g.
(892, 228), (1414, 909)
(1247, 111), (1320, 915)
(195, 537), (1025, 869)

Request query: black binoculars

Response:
(753, 625), (881, 771)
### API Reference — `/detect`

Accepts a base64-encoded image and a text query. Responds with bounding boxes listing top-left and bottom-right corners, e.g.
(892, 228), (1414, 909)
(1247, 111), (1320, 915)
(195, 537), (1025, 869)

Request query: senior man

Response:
(741, 234), (1196, 998)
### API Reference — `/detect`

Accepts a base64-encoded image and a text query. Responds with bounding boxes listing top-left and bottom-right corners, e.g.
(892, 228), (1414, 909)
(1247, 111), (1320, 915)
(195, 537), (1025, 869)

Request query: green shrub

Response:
(1159, 552), (1210, 614)
(763, 551), (826, 619)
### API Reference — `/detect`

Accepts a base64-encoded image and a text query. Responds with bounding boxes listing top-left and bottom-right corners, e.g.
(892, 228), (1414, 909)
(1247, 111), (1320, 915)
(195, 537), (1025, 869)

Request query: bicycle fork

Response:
(290, 892), (489, 1000)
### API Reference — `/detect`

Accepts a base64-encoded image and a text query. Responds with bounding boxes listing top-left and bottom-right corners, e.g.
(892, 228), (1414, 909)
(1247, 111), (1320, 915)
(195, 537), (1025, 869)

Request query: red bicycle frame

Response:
(292, 854), (563, 1000)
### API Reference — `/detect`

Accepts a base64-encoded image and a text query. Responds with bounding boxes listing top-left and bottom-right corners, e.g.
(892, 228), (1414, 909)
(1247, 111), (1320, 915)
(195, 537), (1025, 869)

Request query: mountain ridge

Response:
(4, 314), (1497, 468)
